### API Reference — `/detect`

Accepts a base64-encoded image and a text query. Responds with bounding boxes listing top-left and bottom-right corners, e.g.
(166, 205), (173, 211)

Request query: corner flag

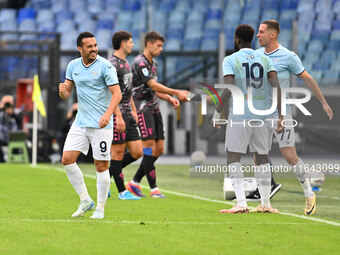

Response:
(32, 74), (46, 117)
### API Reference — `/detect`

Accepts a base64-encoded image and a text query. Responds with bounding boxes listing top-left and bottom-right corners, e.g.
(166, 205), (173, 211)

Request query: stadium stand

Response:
(0, 0), (339, 84)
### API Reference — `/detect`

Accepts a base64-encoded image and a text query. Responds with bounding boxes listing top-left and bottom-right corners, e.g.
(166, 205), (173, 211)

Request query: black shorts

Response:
(113, 114), (141, 144)
(137, 110), (165, 140)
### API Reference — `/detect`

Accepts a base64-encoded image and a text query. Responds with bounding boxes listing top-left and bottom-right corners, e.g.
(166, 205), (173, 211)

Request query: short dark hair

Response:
(112, 31), (132, 50)
(234, 24), (255, 43)
(261, 20), (280, 34)
(77, 31), (95, 47)
(144, 31), (166, 47)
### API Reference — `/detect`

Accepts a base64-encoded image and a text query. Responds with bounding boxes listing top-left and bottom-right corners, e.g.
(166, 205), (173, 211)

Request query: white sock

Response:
(120, 190), (128, 195)
(293, 158), (313, 197)
(254, 166), (263, 196)
(96, 170), (110, 212)
(64, 163), (91, 201)
(258, 163), (271, 208)
(229, 162), (247, 207)
(150, 187), (159, 192)
(131, 180), (140, 185)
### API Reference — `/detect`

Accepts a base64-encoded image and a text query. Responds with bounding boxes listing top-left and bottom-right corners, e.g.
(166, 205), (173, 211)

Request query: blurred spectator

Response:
(0, 101), (18, 162)
(0, 95), (23, 129)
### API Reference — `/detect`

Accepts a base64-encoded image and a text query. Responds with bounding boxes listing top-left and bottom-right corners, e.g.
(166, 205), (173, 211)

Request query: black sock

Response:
(135, 155), (158, 189)
(122, 152), (138, 168)
(133, 164), (145, 183)
(109, 160), (125, 193)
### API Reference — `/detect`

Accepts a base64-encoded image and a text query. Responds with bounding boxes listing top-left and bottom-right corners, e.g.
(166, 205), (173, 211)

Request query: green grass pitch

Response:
(0, 163), (339, 254)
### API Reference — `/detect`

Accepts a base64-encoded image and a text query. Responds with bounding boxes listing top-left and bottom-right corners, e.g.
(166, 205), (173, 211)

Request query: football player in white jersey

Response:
(215, 24), (283, 213)
(255, 20), (333, 215)
(59, 32), (121, 219)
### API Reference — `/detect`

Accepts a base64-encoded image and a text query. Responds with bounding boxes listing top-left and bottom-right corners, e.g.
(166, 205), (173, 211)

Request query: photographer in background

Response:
(0, 102), (18, 162)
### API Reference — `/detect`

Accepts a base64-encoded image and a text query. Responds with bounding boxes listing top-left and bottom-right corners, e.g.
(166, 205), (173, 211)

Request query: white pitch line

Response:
(35, 165), (340, 227)
(0, 218), (327, 226)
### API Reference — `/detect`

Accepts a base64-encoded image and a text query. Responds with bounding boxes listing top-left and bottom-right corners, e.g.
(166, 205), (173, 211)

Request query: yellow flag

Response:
(32, 74), (46, 117)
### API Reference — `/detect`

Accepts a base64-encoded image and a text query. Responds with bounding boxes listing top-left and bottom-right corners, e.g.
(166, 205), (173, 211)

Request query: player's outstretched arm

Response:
(268, 71), (284, 133)
(98, 85), (122, 128)
(156, 92), (180, 109)
(298, 70), (333, 120)
(59, 80), (74, 100)
(146, 79), (190, 102)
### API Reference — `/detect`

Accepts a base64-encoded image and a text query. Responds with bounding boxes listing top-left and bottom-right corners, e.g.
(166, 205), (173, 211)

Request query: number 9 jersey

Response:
(222, 48), (276, 121)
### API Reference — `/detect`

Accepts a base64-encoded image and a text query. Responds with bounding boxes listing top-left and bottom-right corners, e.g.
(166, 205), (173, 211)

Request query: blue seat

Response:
(19, 19), (36, 32)
(18, 8), (36, 23)
(36, 9), (54, 25)
(183, 39), (201, 50)
(203, 28), (219, 39)
(169, 11), (186, 23)
(152, 23), (167, 36)
(185, 28), (202, 40)
(201, 38), (218, 51)
(123, 0), (141, 11)
(281, 0), (298, 10)
(314, 61), (329, 71)
(280, 10), (296, 20)
(74, 12), (88, 25)
(334, 1), (340, 15)
(330, 30), (340, 41)
(69, 0), (86, 12)
(262, 0), (280, 10)
(168, 21), (185, 30)
(206, 9), (222, 20)
(297, 0), (315, 13)
(303, 51), (320, 64)
(55, 10), (74, 24)
(205, 19), (220, 30)
(167, 28), (184, 40)
(188, 11), (203, 23)
(87, 1), (103, 15)
(330, 60), (340, 71)
(322, 70), (339, 85)
(57, 20), (75, 33)
(27, 0), (50, 9)
(165, 39), (181, 51)
(279, 19), (292, 30)
(327, 40), (340, 50)
(309, 70), (323, 79)
(262, 10), (279, 20)
(321, 50), (337, 62)
(51, 1), (66, 13)
(78, 21), (96, 34)
(307, 40), (324, 52)
(97, 18), (114, 30)
(0, 9), (16, 23)
(312, 30), (329, 40)
(333, 20), (340, 30)
(159, 0), (175, 12)
(38, 21), (55, 33)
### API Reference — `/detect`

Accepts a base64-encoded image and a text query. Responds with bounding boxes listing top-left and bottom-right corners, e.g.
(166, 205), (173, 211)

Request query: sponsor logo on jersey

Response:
(142, 68), (149, 76)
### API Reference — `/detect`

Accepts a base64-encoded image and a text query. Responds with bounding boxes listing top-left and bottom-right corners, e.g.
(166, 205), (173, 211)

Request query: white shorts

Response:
(266, 115), (295, 148)
(225, 120), (270, 154)
(63, 125), (113, 161)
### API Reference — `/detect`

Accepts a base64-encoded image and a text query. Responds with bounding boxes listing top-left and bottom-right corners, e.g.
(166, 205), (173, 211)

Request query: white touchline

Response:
(0, 218), (328, 226)
(35, 165), (340, 227)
